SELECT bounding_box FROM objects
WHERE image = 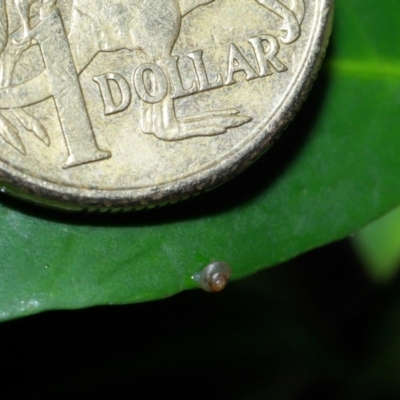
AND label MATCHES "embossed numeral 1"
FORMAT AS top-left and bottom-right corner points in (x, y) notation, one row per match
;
(31, 9), (111, 169)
